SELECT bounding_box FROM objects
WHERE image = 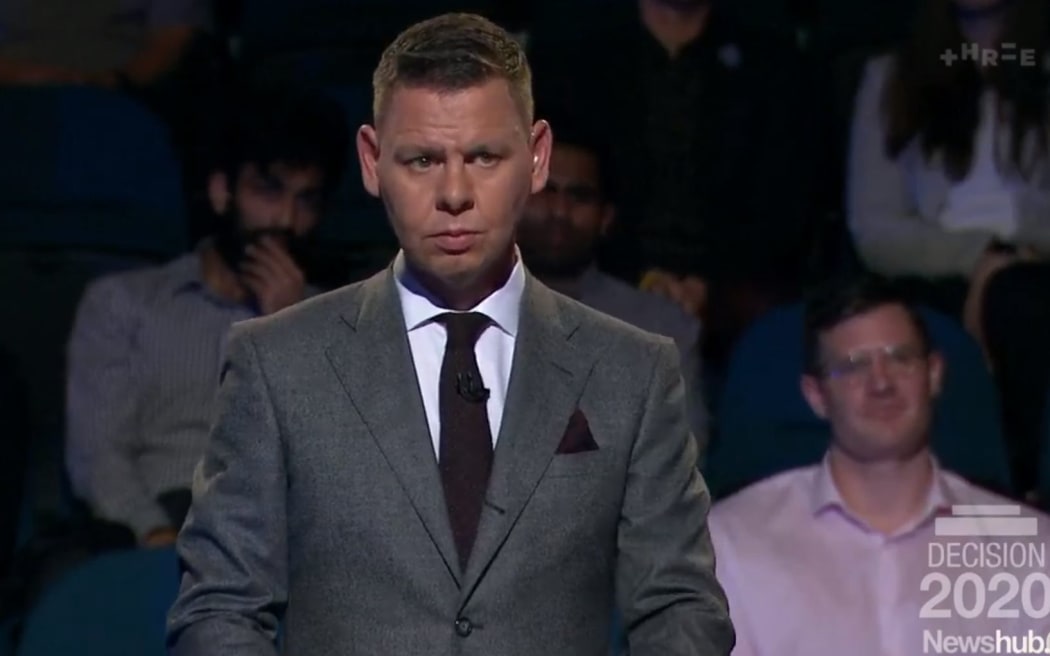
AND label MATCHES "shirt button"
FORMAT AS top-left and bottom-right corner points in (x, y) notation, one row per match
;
(455, 618), (473, 637)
